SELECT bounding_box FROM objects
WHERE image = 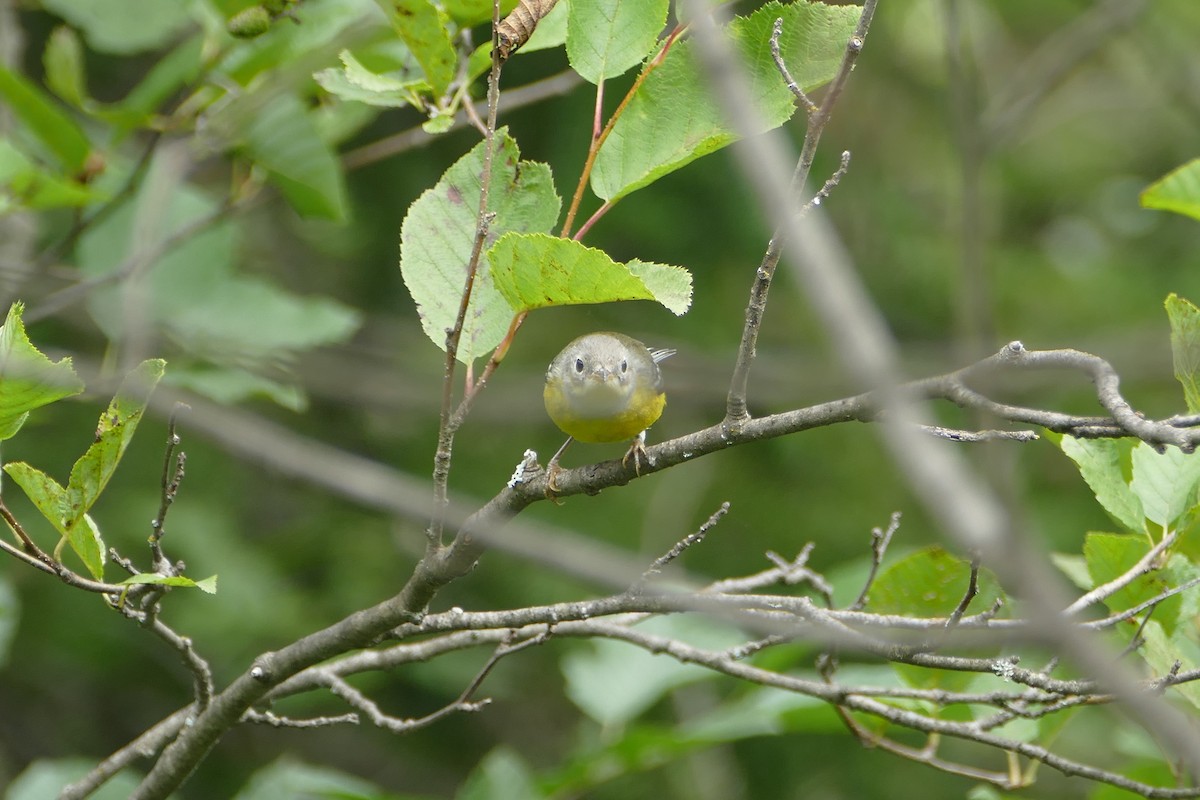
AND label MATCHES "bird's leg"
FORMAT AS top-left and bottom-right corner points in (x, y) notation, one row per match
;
(546, 436), (574, 495)
(622, 430), (650, 475)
